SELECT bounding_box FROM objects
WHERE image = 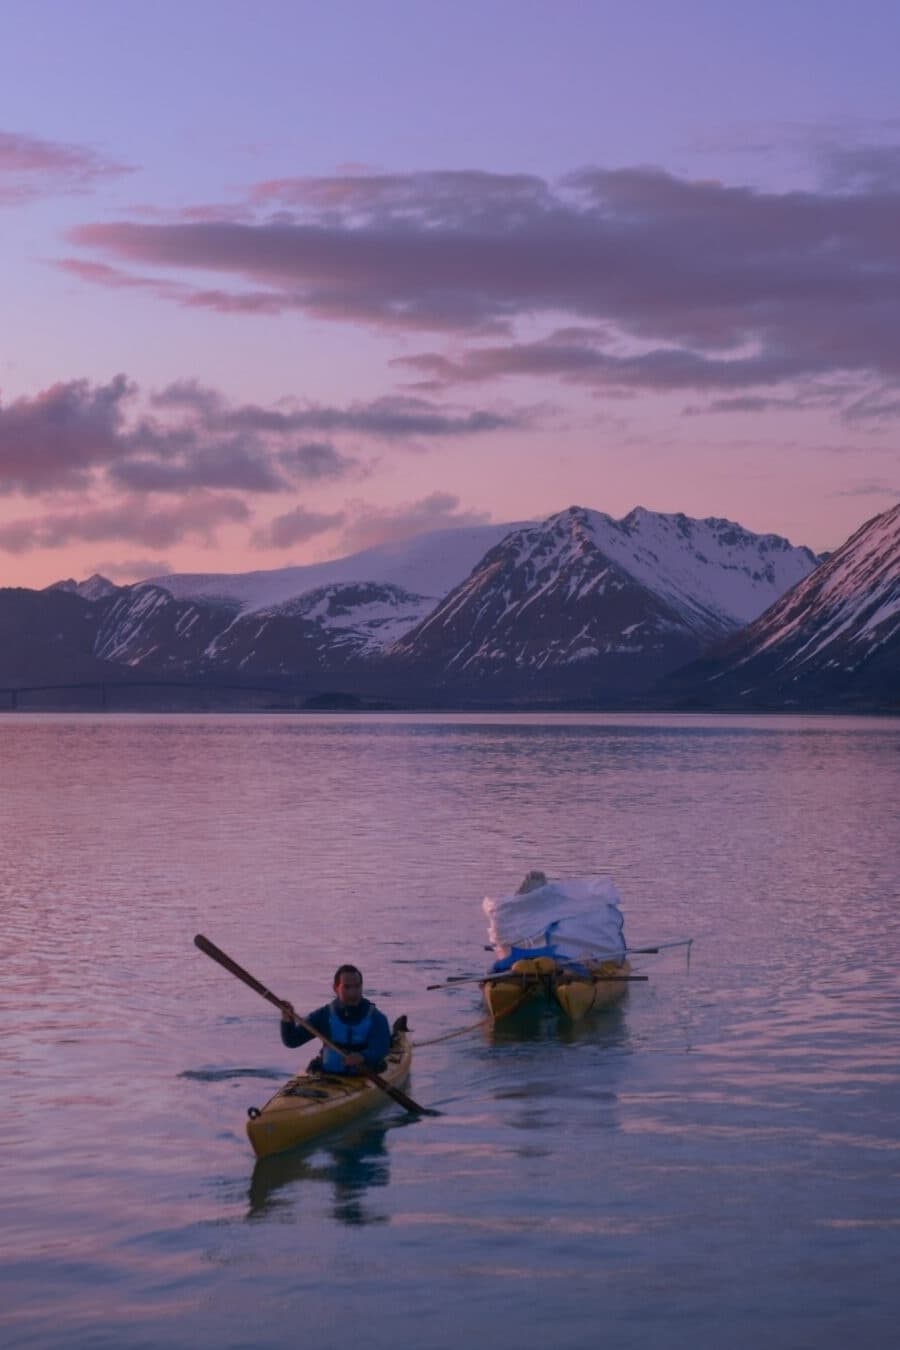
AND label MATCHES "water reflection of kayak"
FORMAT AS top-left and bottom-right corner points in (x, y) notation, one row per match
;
(248, 1120), (393, 1224)
(246, 1020), (412, 1159)
(482, 956), (633, 1022)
